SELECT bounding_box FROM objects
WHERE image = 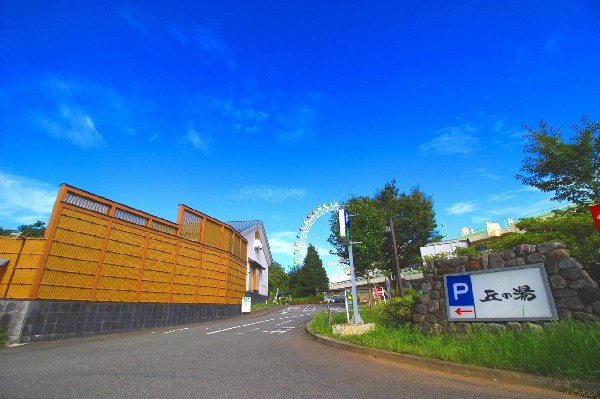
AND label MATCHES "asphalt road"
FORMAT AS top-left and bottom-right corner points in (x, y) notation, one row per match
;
(0, 304), (573, 399)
